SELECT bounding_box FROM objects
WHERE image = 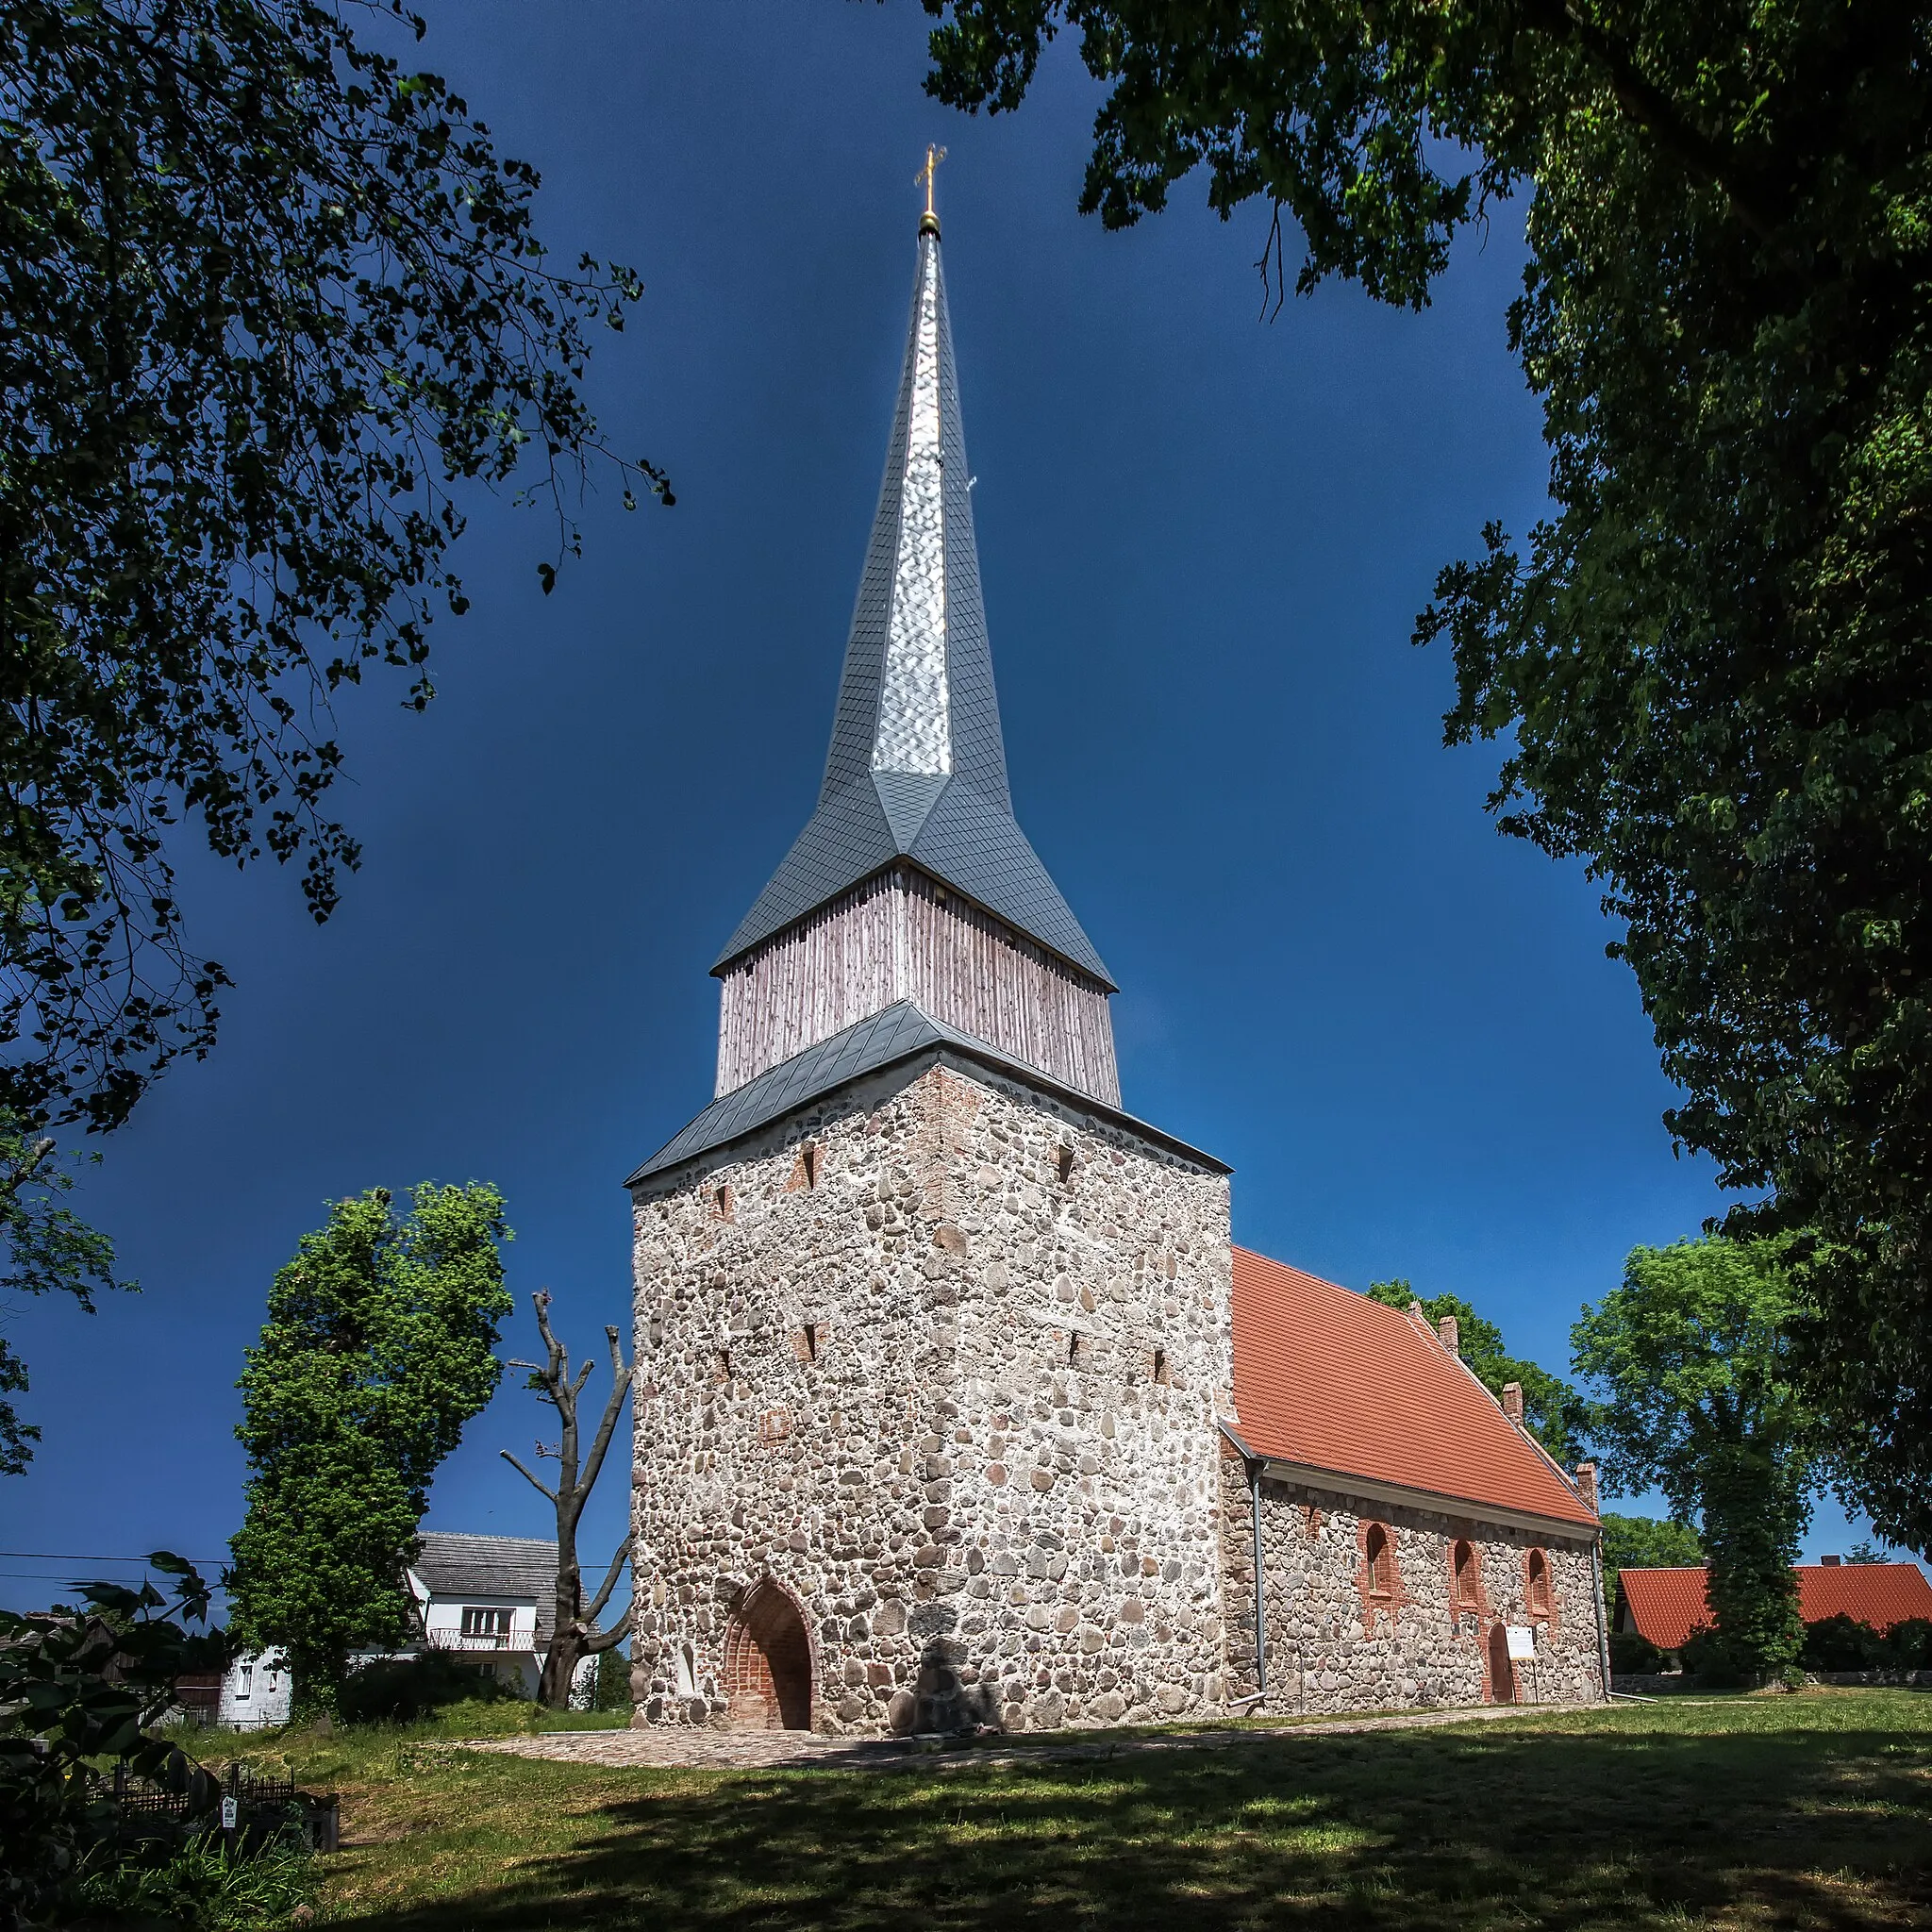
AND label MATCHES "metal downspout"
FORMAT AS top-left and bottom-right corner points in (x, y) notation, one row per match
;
(1250, 1458), (1267, 1704)
(1590, 1538), (1613, 1702)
